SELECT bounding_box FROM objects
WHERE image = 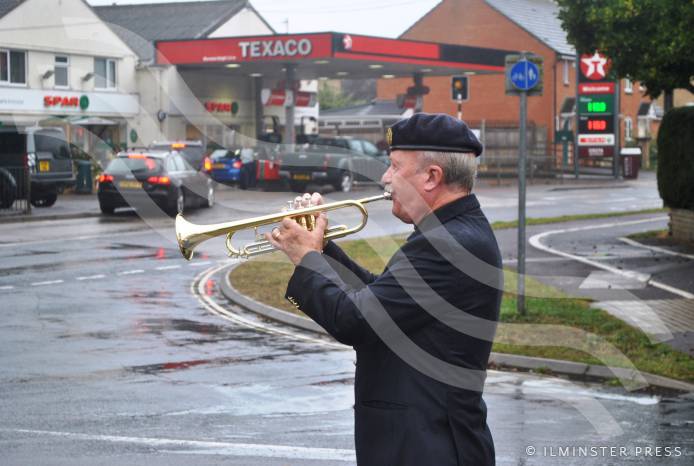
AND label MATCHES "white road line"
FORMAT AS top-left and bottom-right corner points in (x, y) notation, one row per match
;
(117, 269), (144, 275)
(2, 429), (355, 462)
(189, 261), (212, 267)
(618, 236), (694, 260)
(529, 216), (694, 299)
(0, 285), (15, 291)
(0, 228), (153, 248)
(193, 263), (346, 350)
(76, 274), (105, 281)
(31, 280), (64, 286)
(155, 265), (181, 270)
